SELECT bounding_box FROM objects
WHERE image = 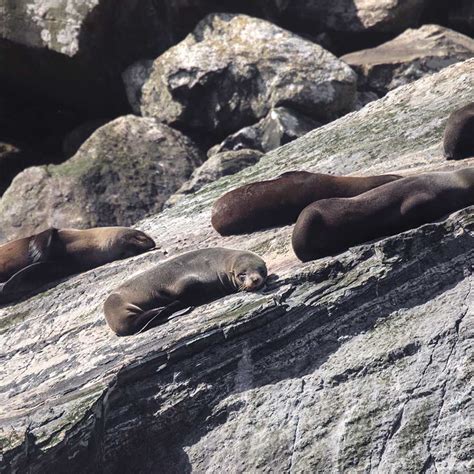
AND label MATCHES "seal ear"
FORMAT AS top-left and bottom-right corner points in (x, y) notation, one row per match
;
(29, 228), (59, 263)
